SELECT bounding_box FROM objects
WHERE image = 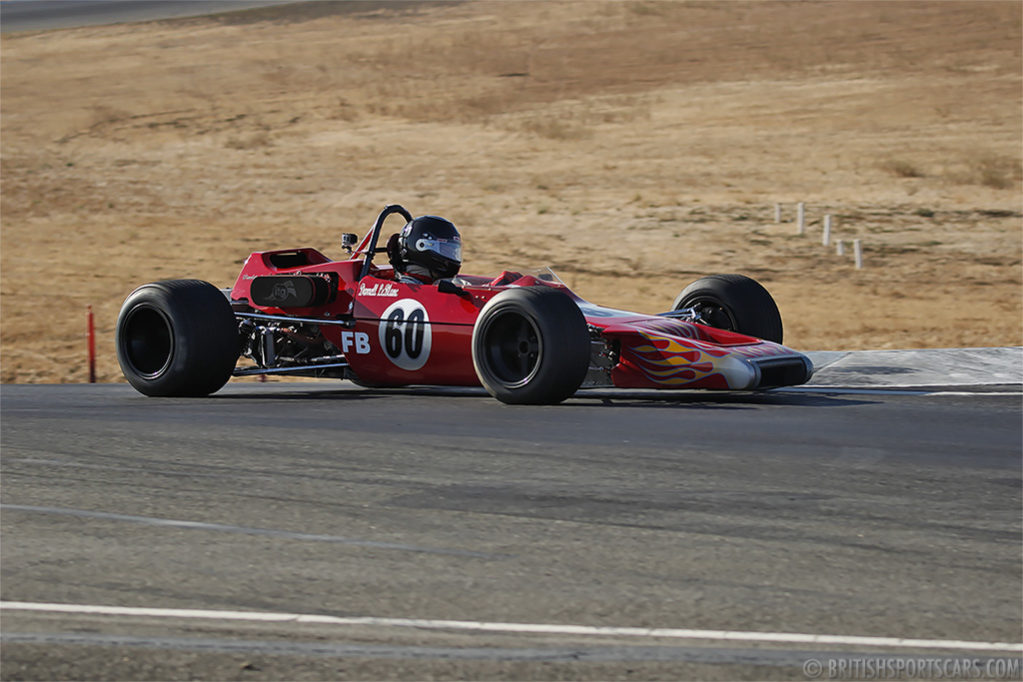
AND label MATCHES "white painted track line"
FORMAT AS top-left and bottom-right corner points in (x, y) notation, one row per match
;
(3, 602), (1020, 653)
